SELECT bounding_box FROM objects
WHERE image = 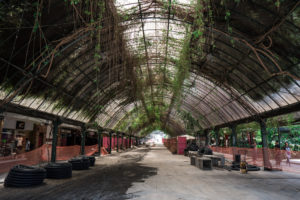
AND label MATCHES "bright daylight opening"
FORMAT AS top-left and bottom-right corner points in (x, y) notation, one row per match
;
(144, 130), (168, 145)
